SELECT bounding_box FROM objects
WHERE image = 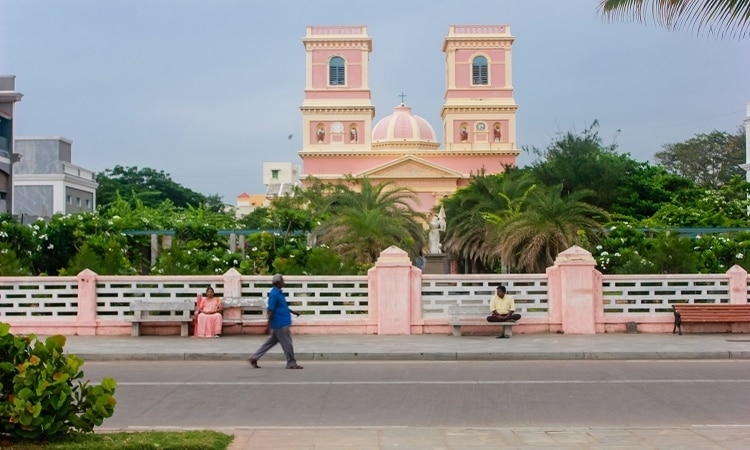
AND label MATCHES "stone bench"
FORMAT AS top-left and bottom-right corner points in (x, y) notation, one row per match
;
(220, 297), (268, 327)
(128, 299), (195, 337)
(448, 305), (518, 338)
(672, 304), (750, 335)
